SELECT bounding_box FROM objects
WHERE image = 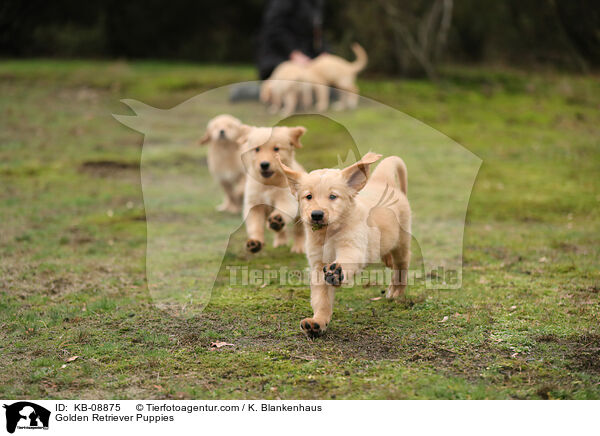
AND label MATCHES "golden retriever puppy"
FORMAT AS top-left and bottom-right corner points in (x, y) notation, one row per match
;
(278, 152), (411, 337)
(307, 43), (368, 110)
(240, 126), (307, 254)
(260, 62), (329, 116)
(199, 114), (246, 213)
